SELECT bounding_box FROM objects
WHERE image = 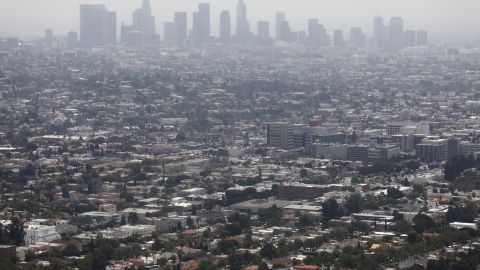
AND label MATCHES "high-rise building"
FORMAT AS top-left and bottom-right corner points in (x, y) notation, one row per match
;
(121, 0), (158, 46)
(279, 21), (291, 42)
(389, 17), (404, 52)
(308, 19), (319, 46)
(333, 30), (345, 47)
(133, 0), (155, 34)
(236, 0), (249, 41)
(404, 30), (416, 47)
(417, 30), (428, 46)
(219, 10), (231, 43)
(349, 27), (365, 48)
(67, 31), (78, 49)
(174, 12), (187, 46)
(45, 29), (54, 47)
(267, 123), (294, 149)
(123, 30), (145, 46)
(120, 24), (134, 44)
(296, 31), (306, 44)
(275, 12), (286, 40)
(193, 3), (210, 43)
(308, 19), (328, 47)
(164, 22), (178, 47)
(447, 138), (460, 161)
(80, 4), (116, 47)
(373, 16), (384, 50)
(416, 138), (448, 163)
(193, 12), (200, 40)
(257, 21), (270, 39)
